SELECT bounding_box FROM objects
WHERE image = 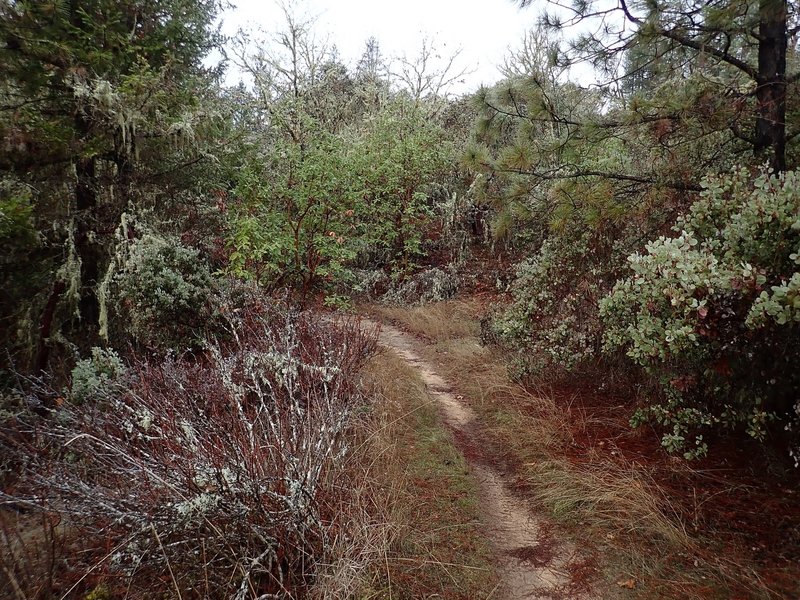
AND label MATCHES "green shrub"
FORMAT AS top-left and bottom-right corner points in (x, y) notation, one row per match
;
(490, 232), (620, 376)
(70, 347), (126, 404)
(105, 230), (219, 349)
(601, 167), (800, 458)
